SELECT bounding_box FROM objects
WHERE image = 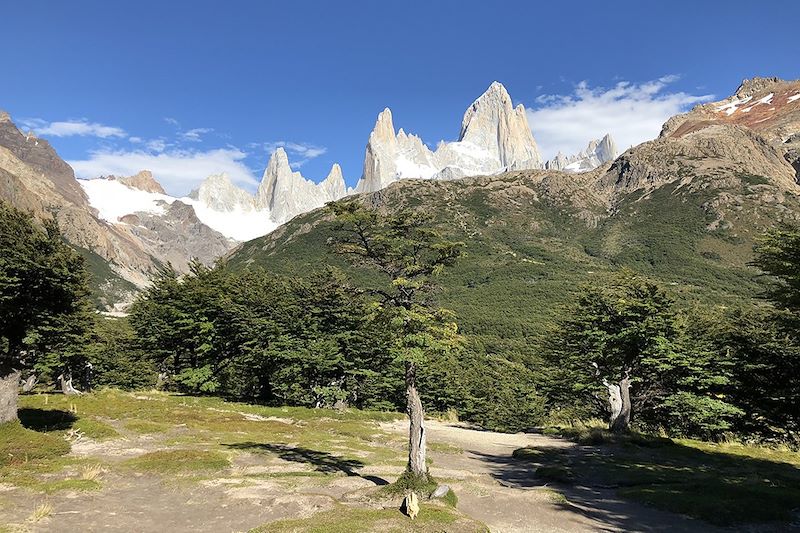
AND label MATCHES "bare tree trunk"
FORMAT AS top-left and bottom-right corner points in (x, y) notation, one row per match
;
(0, 364), (20, 424)
(603, 380), (623, 427)
(22, 374), (37, 393)
(406, 361), (427, 479)
(610, 376), (632, 433)
(58, 374), (82, 396)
